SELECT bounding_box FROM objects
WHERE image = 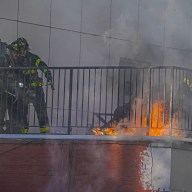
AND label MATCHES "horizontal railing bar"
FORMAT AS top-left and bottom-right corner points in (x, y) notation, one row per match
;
(0, 65), (191, 71)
